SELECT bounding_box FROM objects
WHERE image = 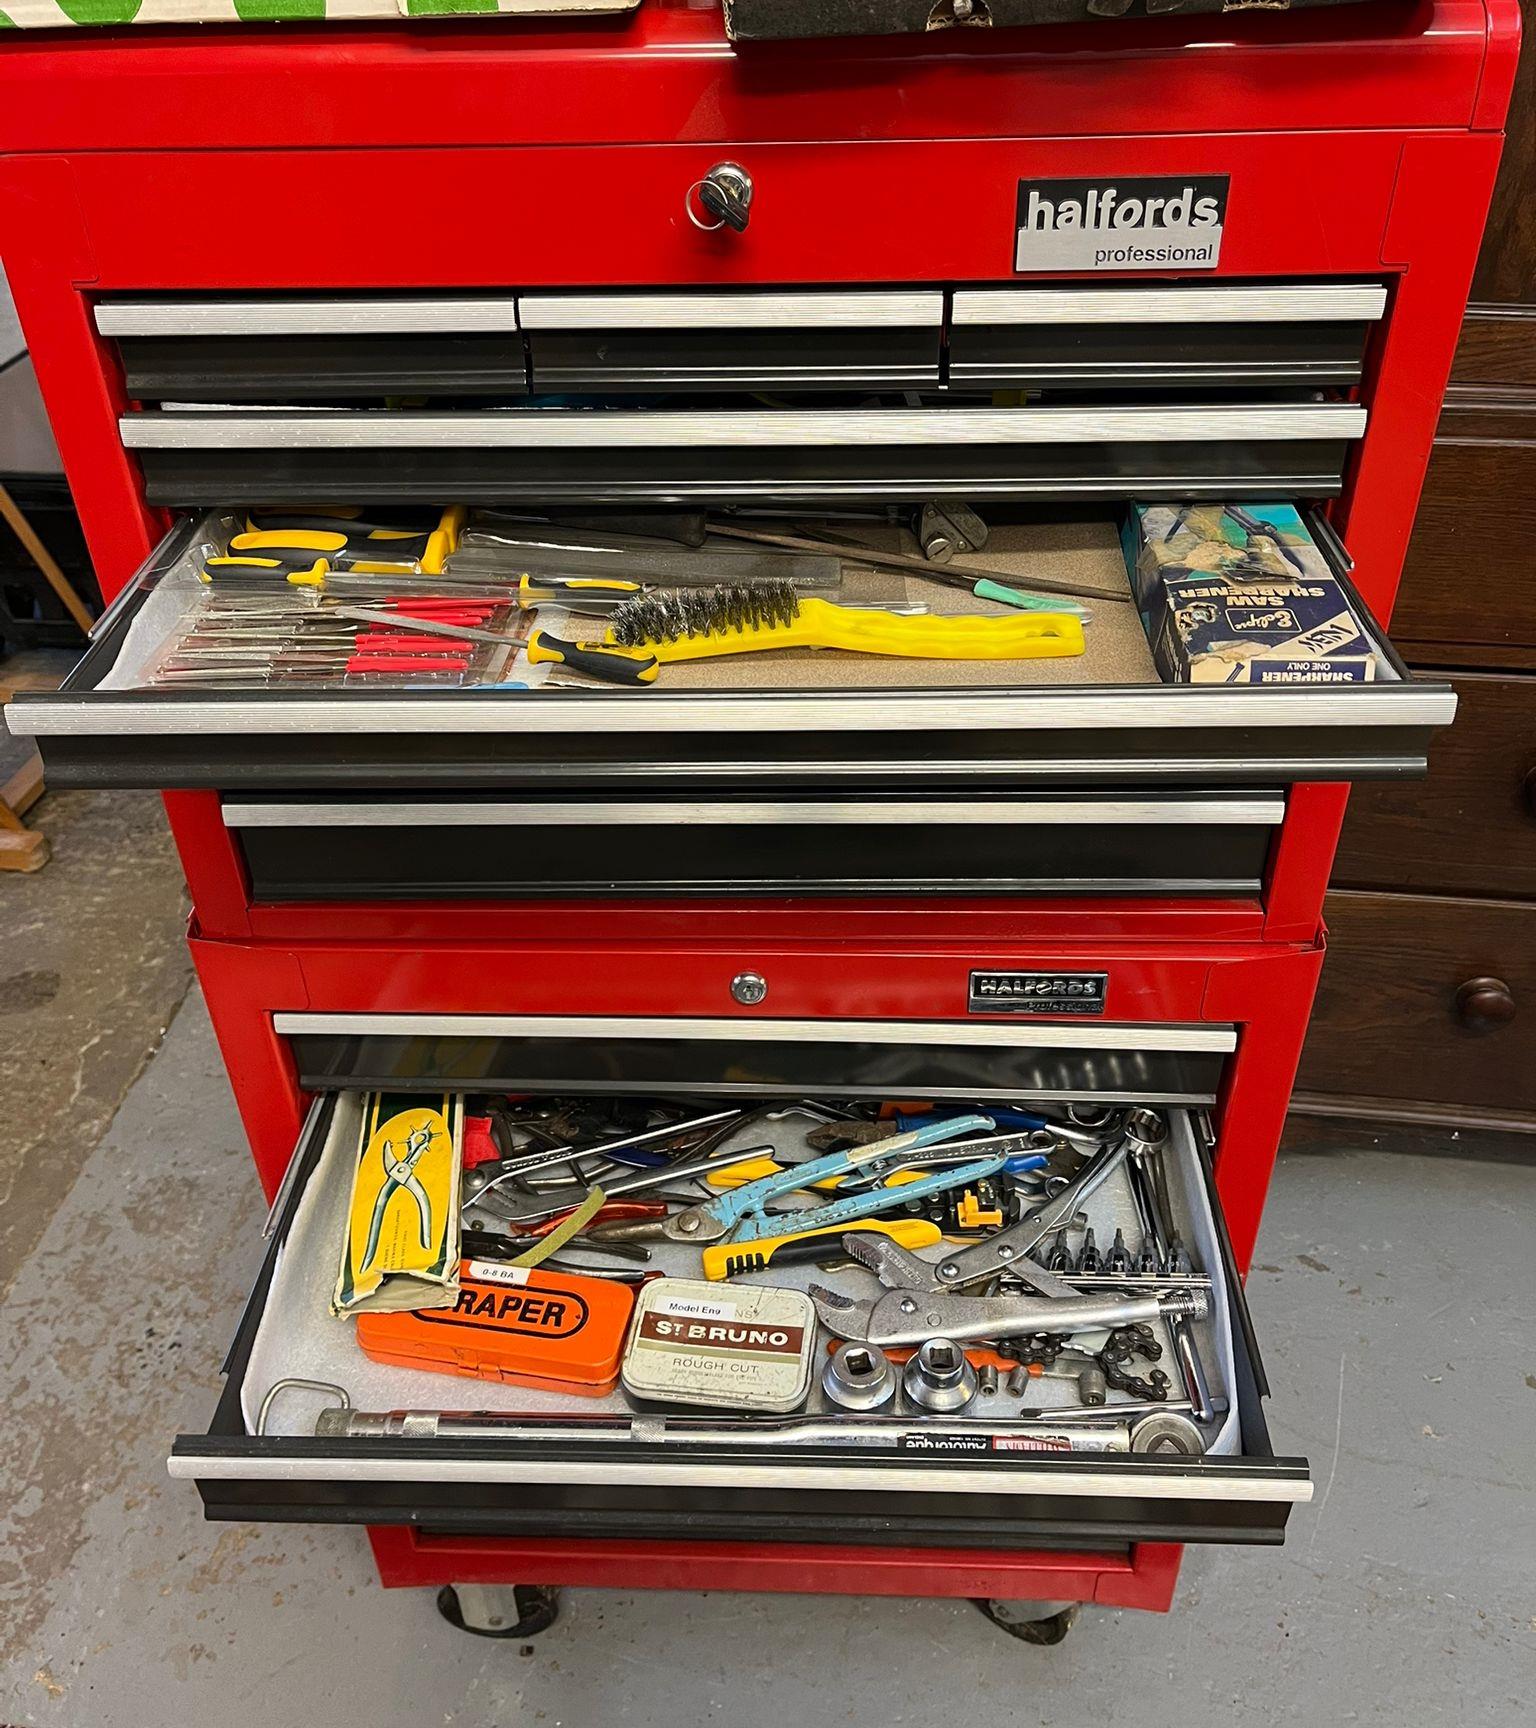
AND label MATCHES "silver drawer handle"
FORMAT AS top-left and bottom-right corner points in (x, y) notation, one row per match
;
(518, 290), (945, 330)
(221, 797), (1285, 830)
(270, 1012), (1238, 1054)
(952, 284), (1387, 326)
(95, 296), (521, 337)
(117, 403), (1369, 450)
